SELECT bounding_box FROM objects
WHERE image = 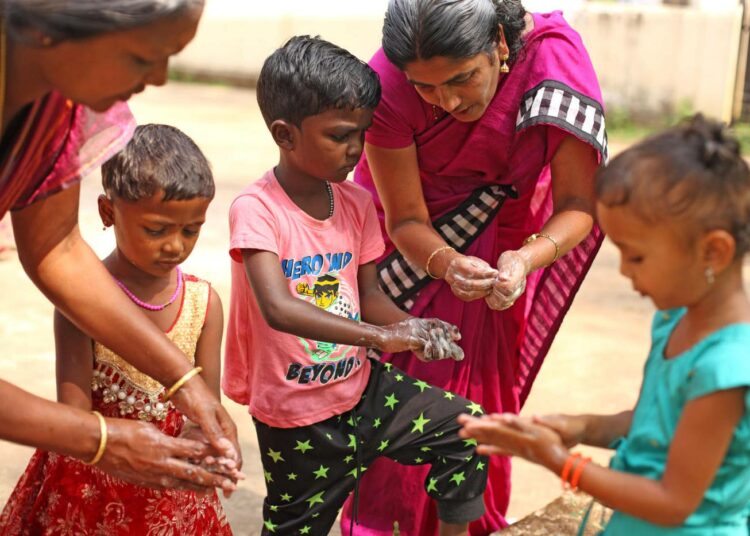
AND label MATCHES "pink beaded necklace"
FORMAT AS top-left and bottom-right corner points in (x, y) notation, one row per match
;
(115, 267), (183, 311)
